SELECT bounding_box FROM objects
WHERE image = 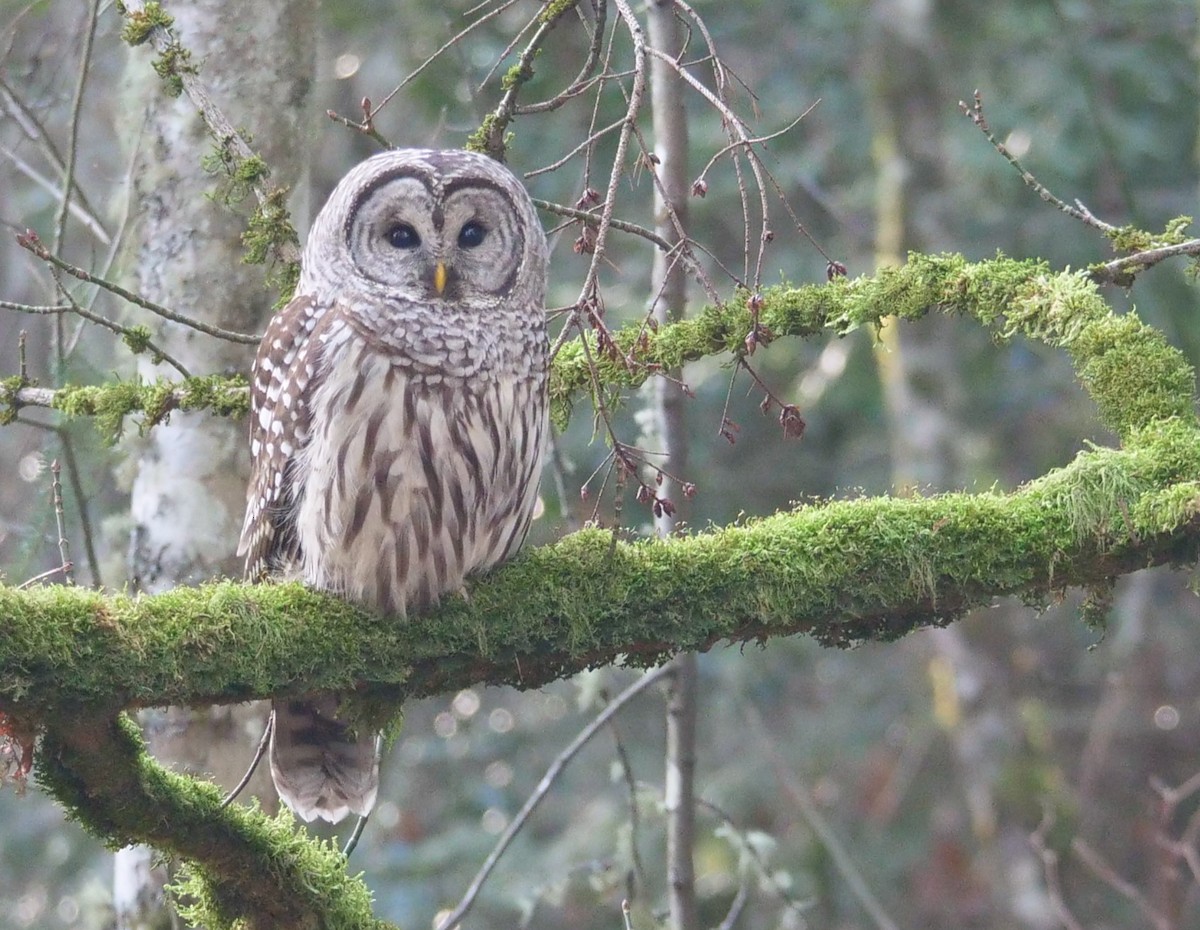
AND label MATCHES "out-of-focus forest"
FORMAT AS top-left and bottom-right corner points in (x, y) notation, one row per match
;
(2, 1), (1199, 928)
